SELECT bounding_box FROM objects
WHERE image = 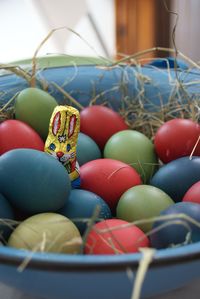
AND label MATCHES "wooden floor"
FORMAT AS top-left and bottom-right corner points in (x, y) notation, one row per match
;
(1, 278), (200, 299)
